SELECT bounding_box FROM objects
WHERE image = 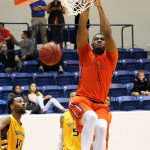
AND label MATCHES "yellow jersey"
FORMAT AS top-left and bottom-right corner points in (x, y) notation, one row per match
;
(0, 115), (25, 150)
(63, 111), (81, 150)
